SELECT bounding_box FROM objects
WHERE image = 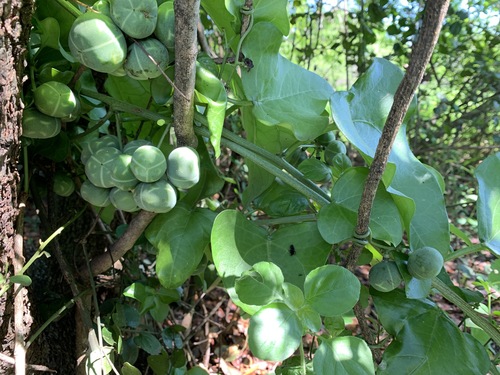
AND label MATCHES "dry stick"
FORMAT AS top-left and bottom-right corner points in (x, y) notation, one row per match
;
(174, 0), (200, 148)
(83, 210), (157, 277)
(344, 0), (450, 361)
